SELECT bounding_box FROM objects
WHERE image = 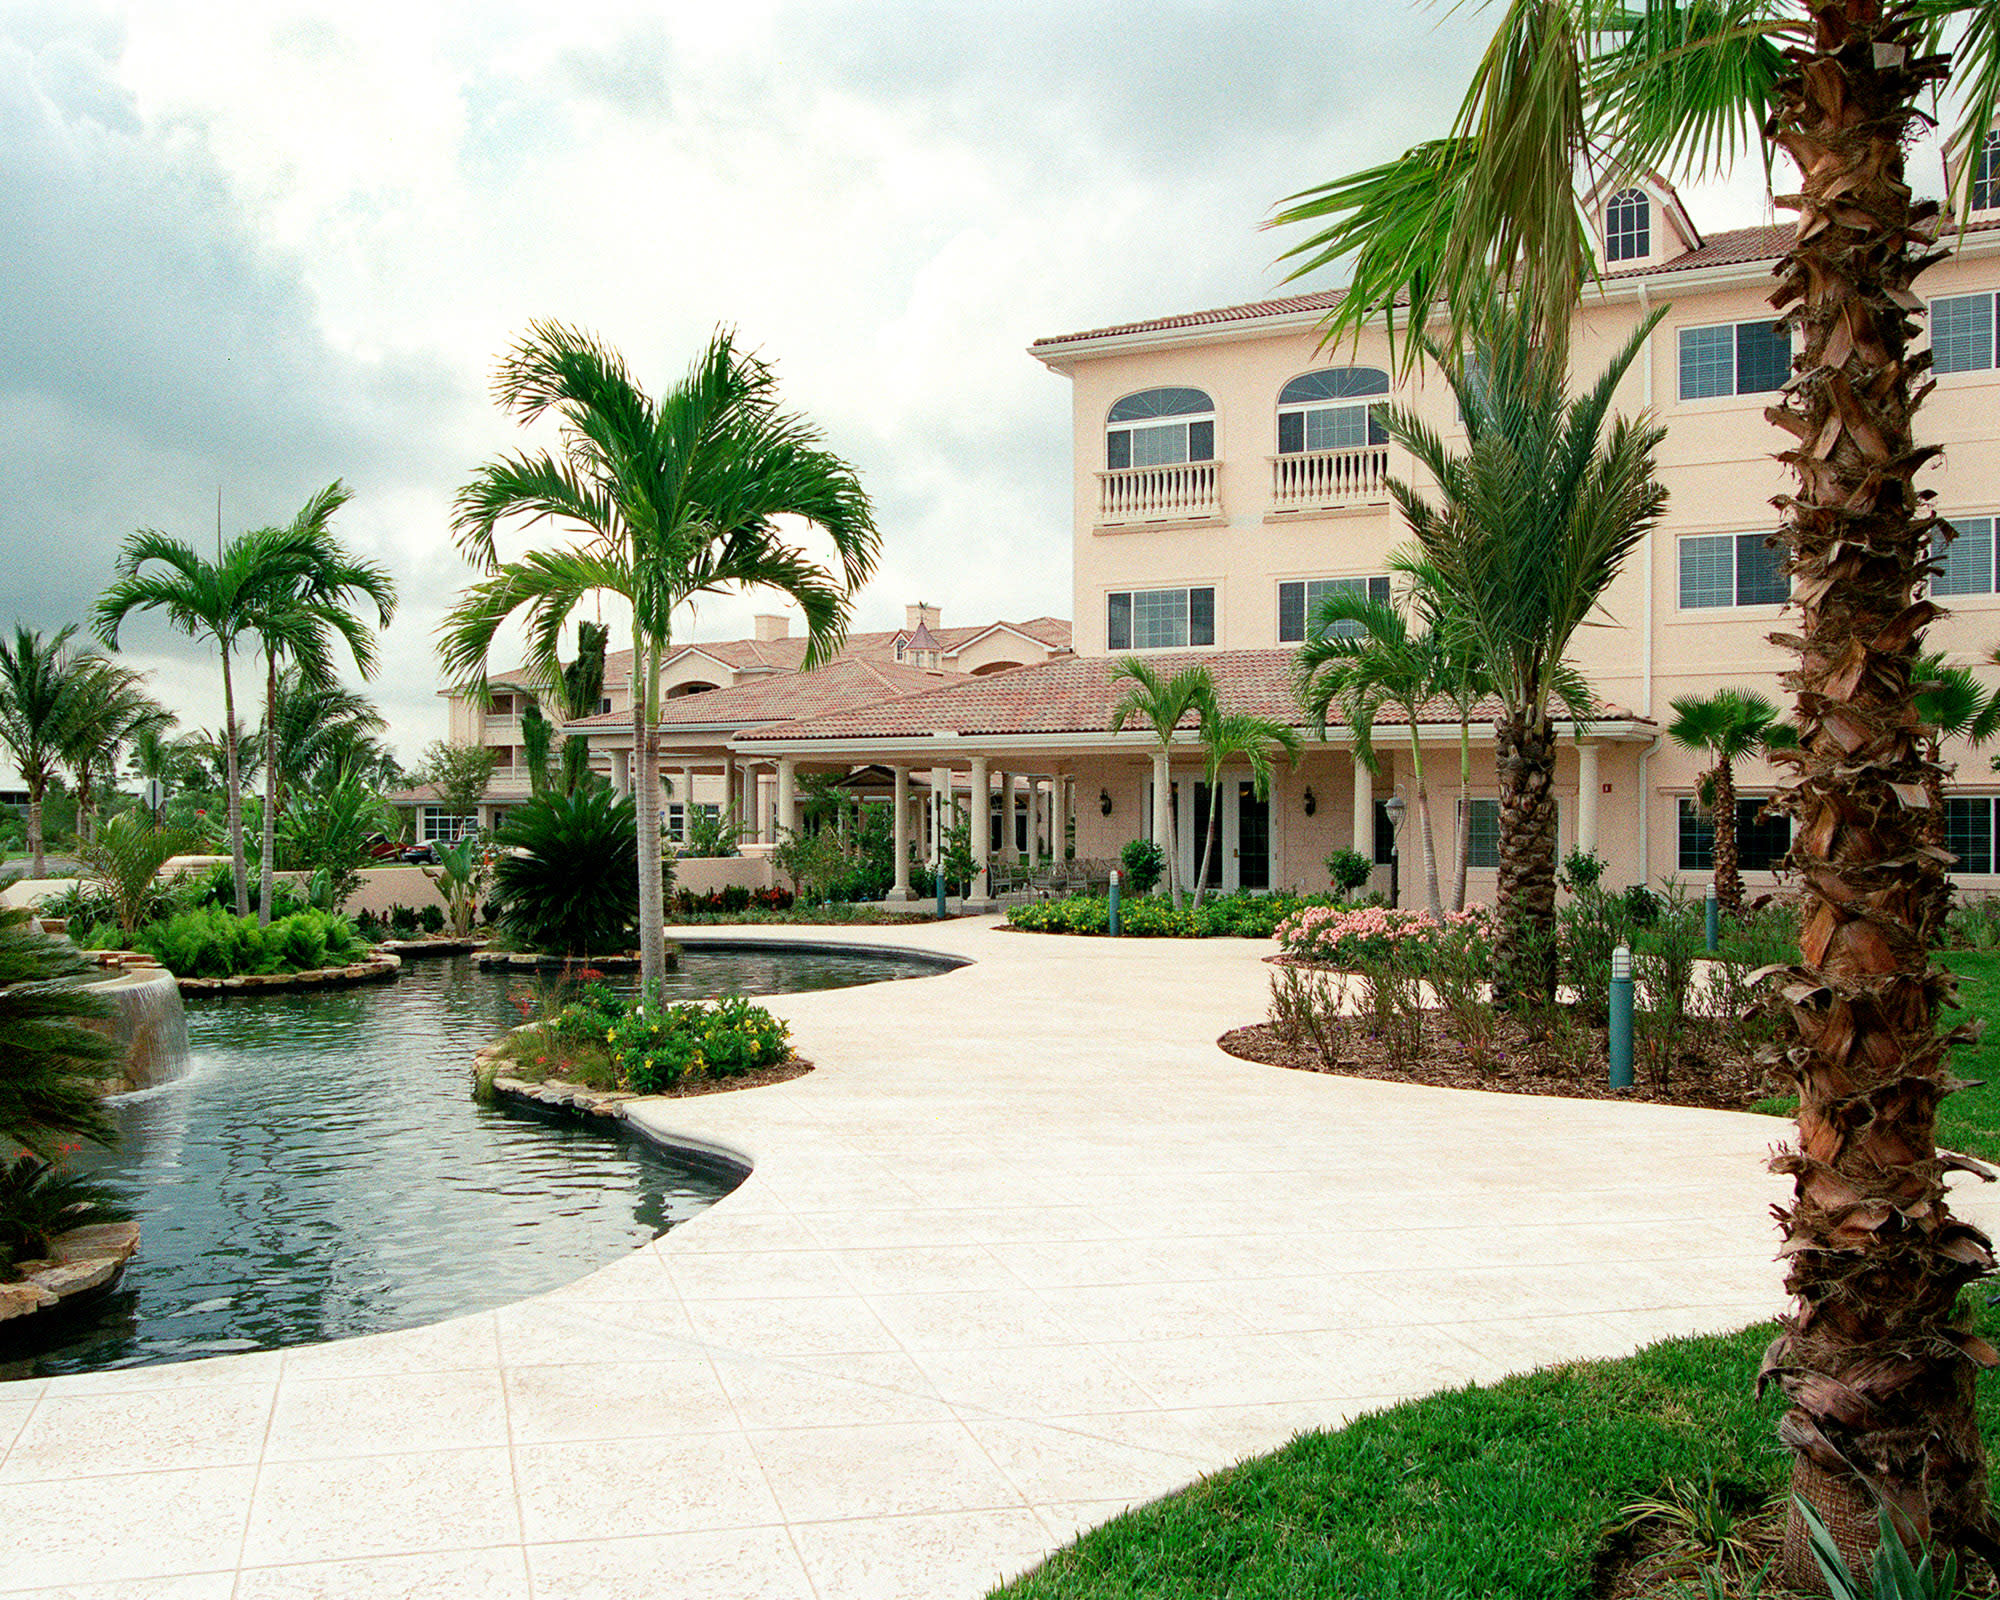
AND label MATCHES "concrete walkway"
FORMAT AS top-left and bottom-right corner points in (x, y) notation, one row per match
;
(0, 916), (1835, 1598)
